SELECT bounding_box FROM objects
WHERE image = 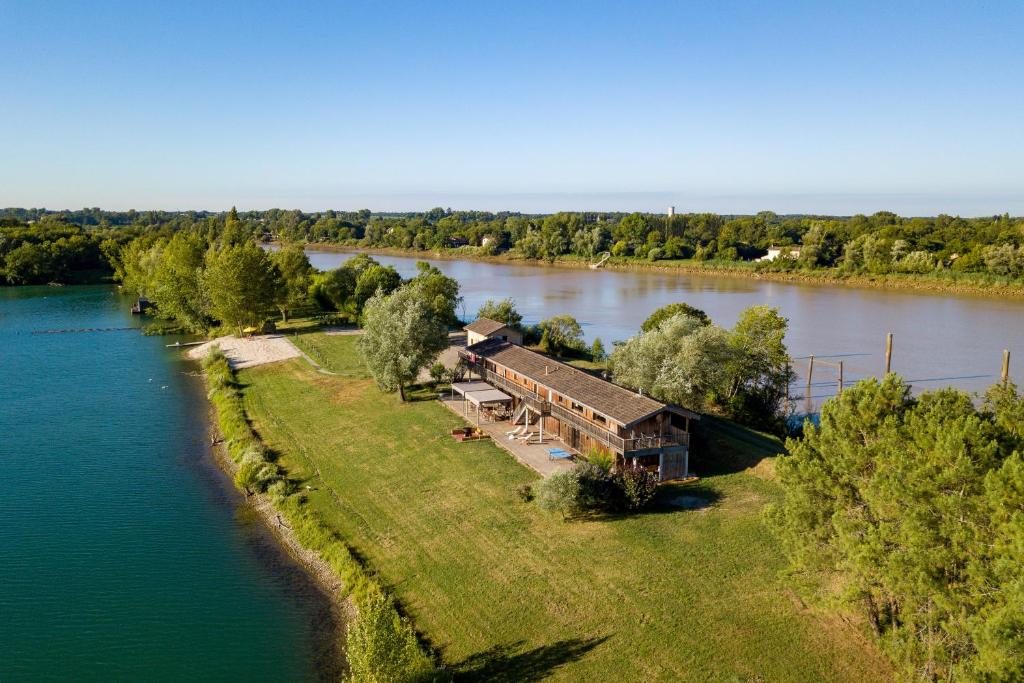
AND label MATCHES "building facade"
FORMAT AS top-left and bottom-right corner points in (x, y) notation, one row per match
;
(459, 337), (697, 480)
(464, 317), (524, 346)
